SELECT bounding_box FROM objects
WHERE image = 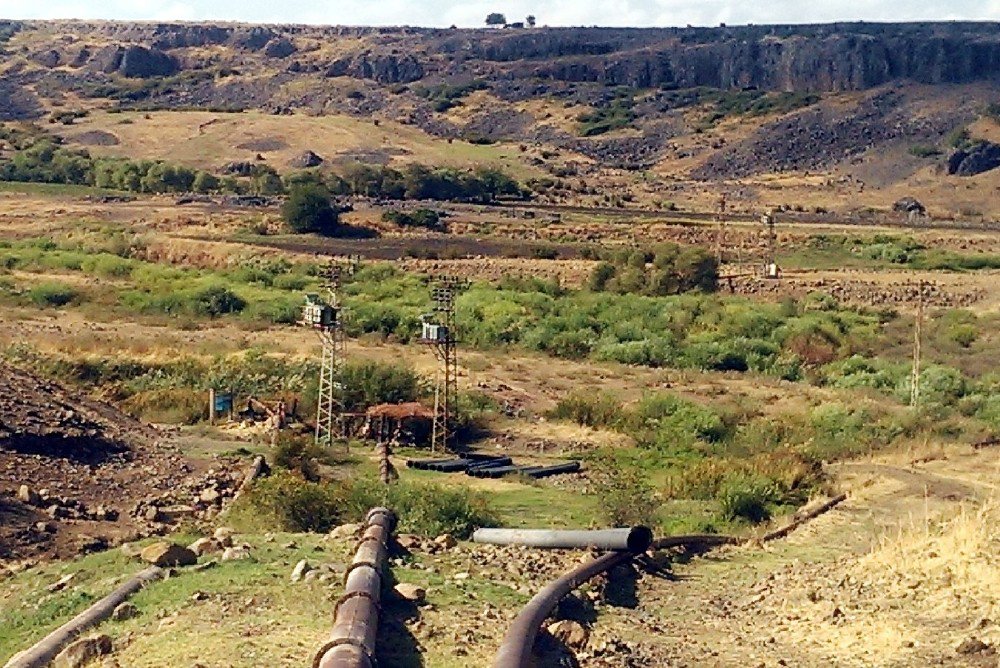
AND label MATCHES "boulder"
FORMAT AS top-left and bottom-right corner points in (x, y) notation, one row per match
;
(393, 583), (426, 603)
(289, 150), (324, 168)
(434, 533), (457, 550)
(892, 197), (926, 216)
(17, 484), (41, 506)
(396, 534), (422, 550)
(221, 545), (251, 561)
(329, 523), (361, 539)
(213, 527), (235, 546)
(948, 142), (1000, 176)
(90, 45), (178, 78)
(546, 620), (589, 649)
(263, 38), (297, 59)
(32, 49), (62, 68)
(188, 537), (219, 556)
(53, 634), (112, 668)
(290, 559), (312, 582)
(955, 637), (992, 655)
(139, 541), (197, 567)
